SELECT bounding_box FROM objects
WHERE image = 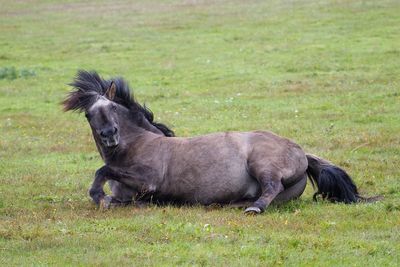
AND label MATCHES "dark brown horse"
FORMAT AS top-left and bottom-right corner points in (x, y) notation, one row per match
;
(63, 70), (367, 214)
